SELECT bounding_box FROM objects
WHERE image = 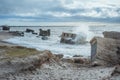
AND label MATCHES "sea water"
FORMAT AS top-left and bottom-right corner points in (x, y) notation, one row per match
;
(4, 22), (120, 57)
